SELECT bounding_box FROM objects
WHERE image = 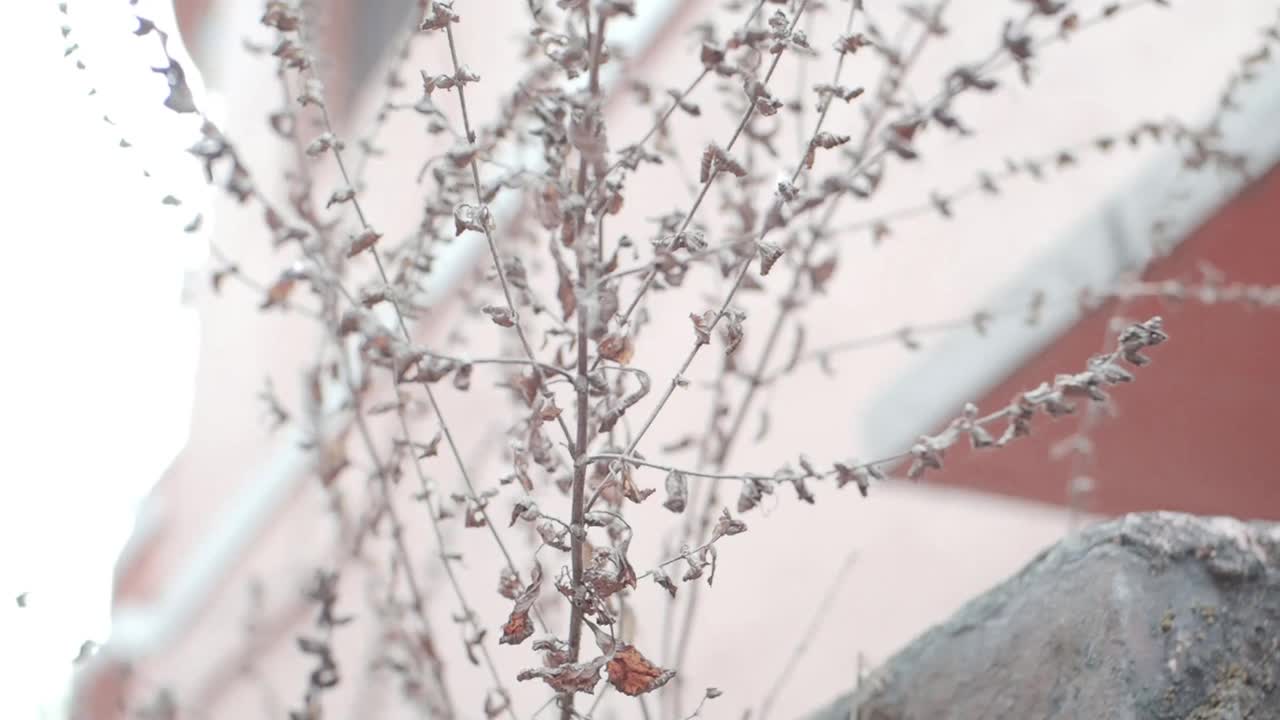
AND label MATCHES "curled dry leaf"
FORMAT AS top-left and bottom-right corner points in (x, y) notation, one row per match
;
(260, 267), (306, 310)
(305, 132), (337, 157)
(700, 143), (747, 182)
(617, 463), (655, 504)
(833, 460), (880, 497)
(597, 368), (651, 433)
(834, 32), (872, 54)
(757, 241), (784, 275)
(326, 186), (355, 208)
(663, 470), (687, 513)
(711, 508), (747, 541)
(804, 131), (851, 169)
(509, 497), (539, 527)
(517, 656), (607, 695)
(499, 563), (542, 646)
(583, 547), (638, 598)
(551, 242), (576, 320)
(587, 619), (616, 655)
(721, 309), (746, 354)
(453, 363), (473, 391)
(700, 42), (726, 68)
(597, 332), (635, 364)
(483, 305), (516, 327)
(537, 519), (571, 551)
(498, 567), (522, 600)
(453, 203), (494, 236)
(346, 226), (381, 257)
(690, 310), (717, 345)
(652, 568), (678, 598)
(606, 644), (676, 696)
(419, 1), (459, 31)
(704, 545), (719, 586)
(736, 476), (773, 512)
(532, 637), (571, 668)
